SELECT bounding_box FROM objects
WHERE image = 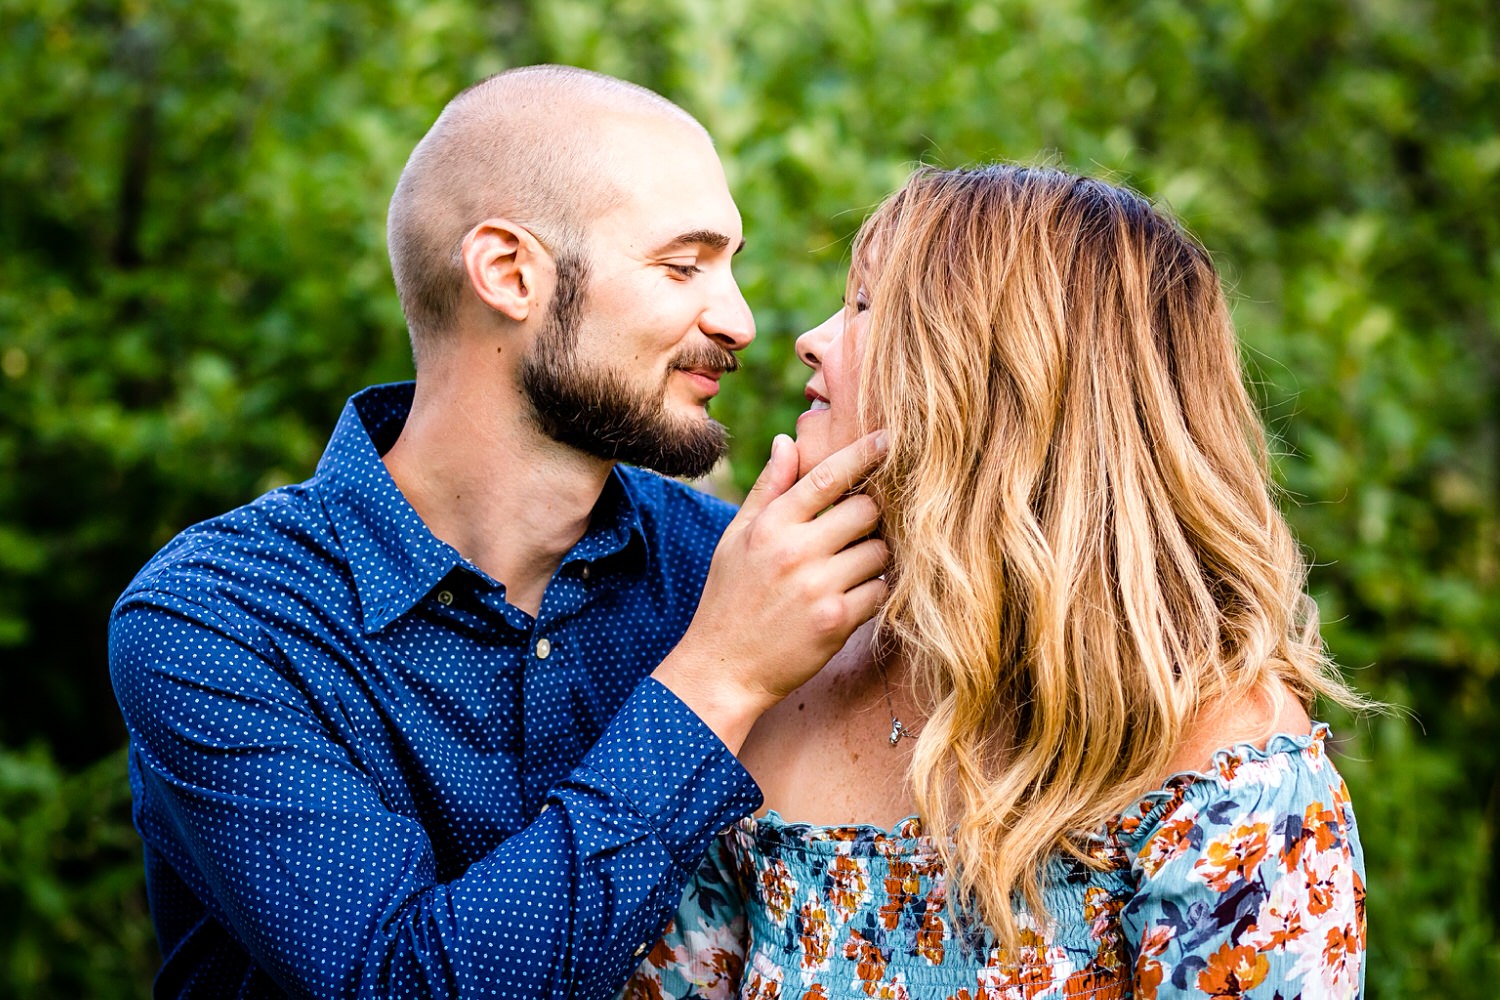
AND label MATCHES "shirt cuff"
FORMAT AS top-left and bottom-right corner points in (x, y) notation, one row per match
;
(577, 677), (761, 870)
